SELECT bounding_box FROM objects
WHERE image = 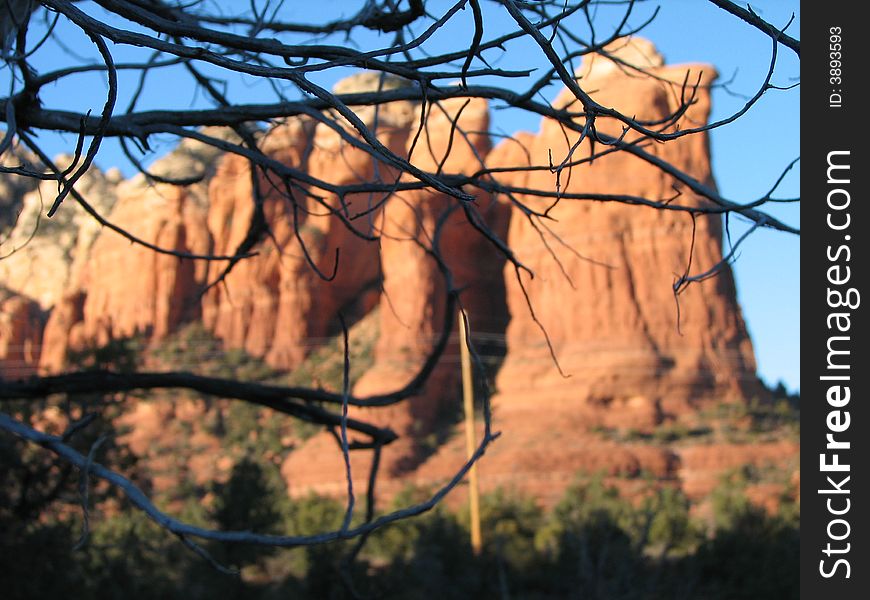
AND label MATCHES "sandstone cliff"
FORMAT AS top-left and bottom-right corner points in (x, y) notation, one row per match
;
(340, 96), (510, 475)
(200, 73), (415, 370)
(38, 138), (218, 371)
(385, 39), (768, 506)
(0, 286), (43, 379)
(0, 42), (793, 511)
(278, 40), (781, 506)
(0, 155), (120, 373)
